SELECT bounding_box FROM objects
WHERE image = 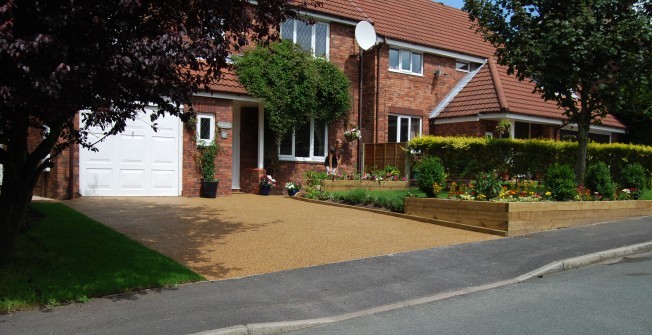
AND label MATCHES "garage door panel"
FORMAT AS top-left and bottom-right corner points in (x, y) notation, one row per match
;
(151, 170), (176, 190)
(119, 170), (147, 191)
(85, 168), (114, 191)
(80, 110), (180, 196)
(151, 137), (177, 166)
